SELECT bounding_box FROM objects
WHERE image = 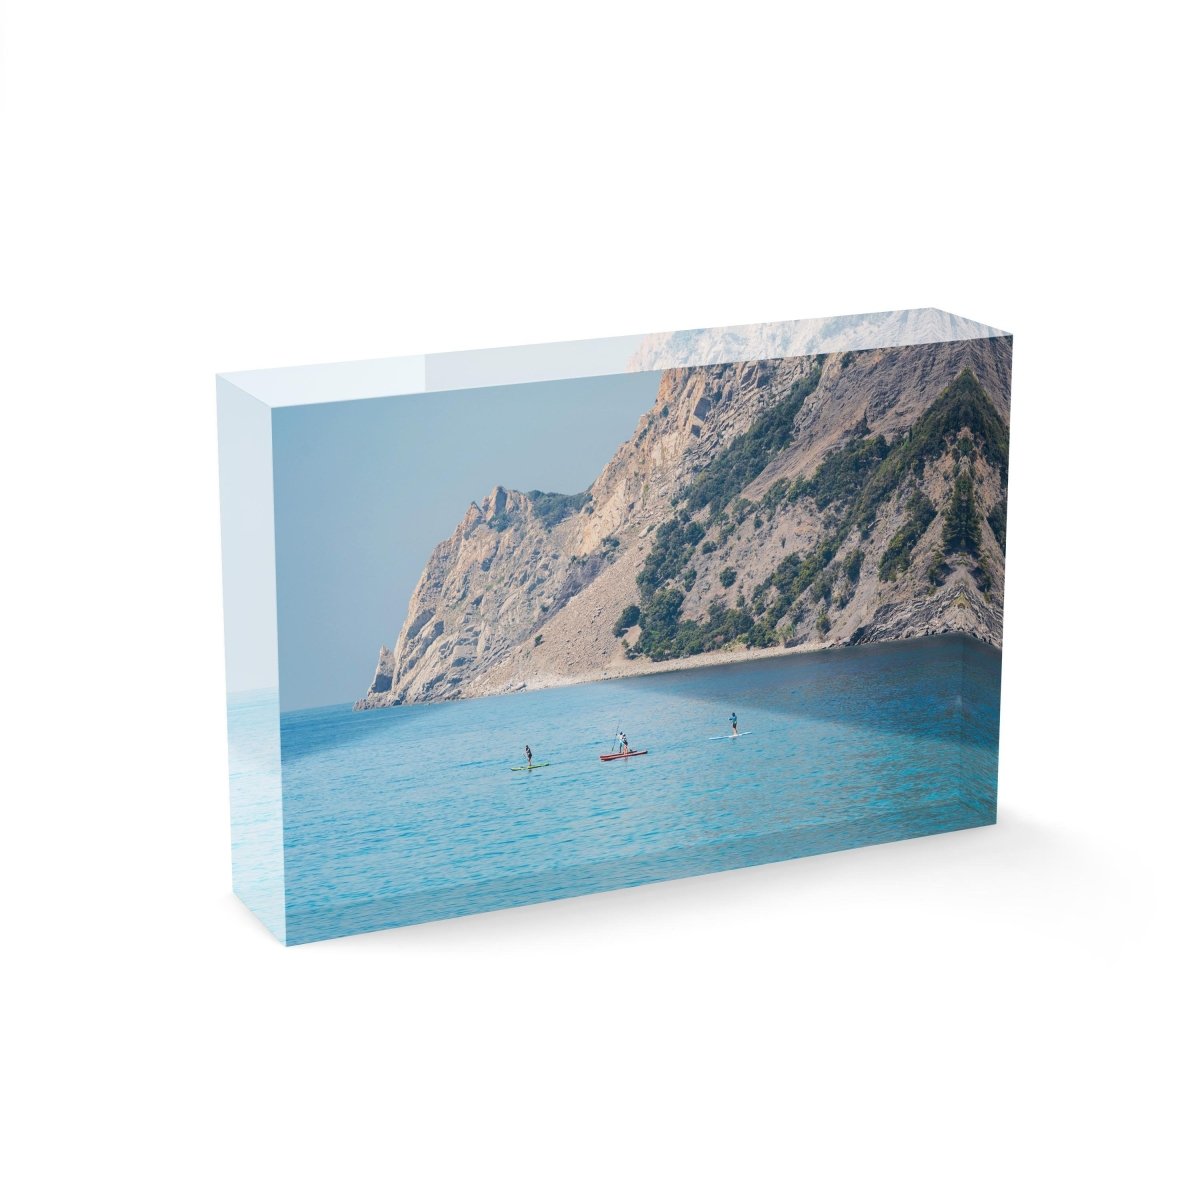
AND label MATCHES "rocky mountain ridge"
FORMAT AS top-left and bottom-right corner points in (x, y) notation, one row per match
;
(355, 337), (1011, 708)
